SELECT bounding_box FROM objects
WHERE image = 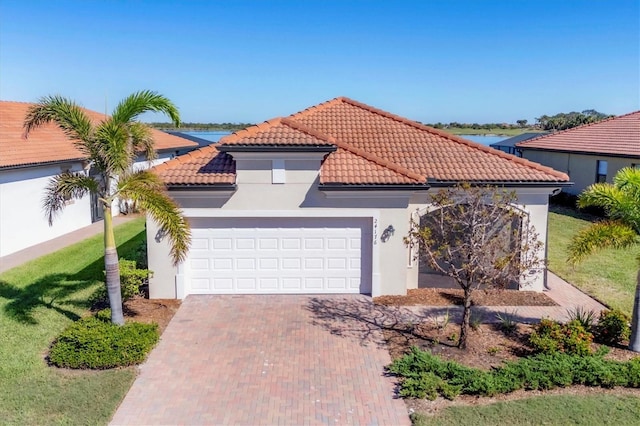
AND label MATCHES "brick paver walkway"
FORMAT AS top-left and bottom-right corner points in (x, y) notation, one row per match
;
(110, 295), (410, 426)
